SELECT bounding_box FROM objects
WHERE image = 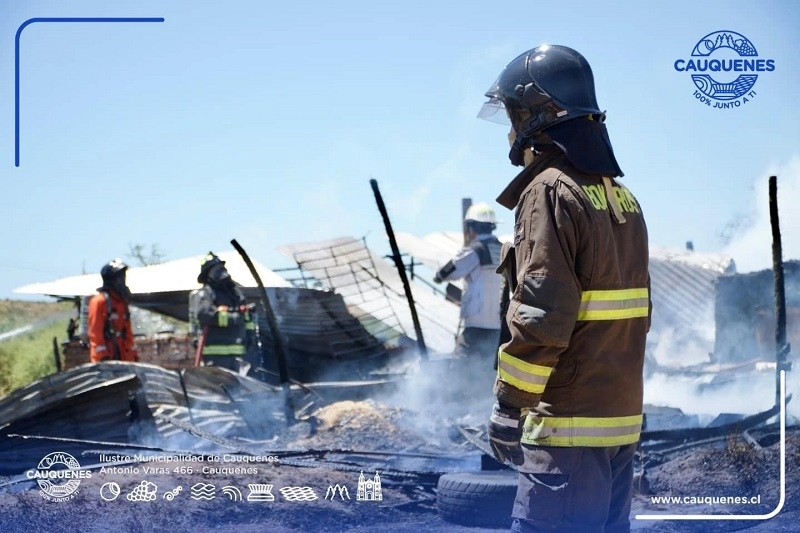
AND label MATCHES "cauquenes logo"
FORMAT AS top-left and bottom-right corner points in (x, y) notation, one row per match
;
(674, 30), (775, 109)
(26, 452), (92, 502)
